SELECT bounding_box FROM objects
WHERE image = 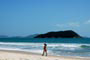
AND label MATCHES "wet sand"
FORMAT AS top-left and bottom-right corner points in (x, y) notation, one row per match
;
(0, 49), (90, 60)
